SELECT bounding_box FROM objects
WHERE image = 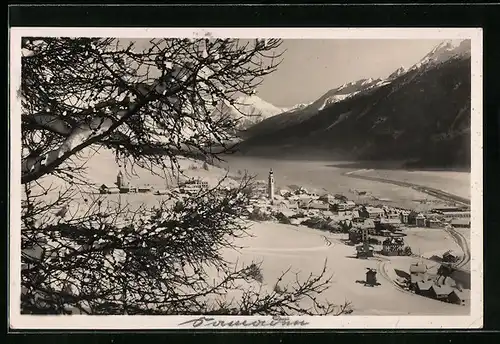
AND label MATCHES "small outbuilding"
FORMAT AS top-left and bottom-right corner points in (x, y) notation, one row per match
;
(365, 268), (378, 286)
(447, 289), (470, 306)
